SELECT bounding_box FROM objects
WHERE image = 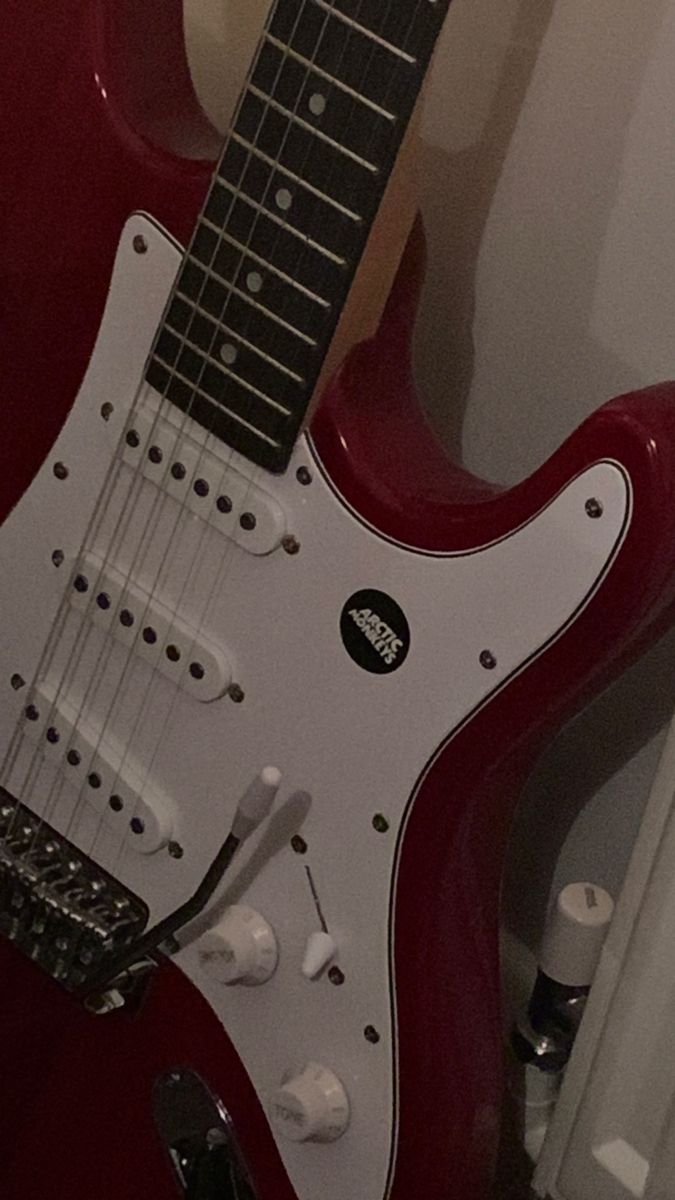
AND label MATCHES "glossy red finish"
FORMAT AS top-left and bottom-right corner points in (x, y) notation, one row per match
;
(0, 0), (213, 525)
(4, 4), (675, 1200)
(314, 223), (675, 1197)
